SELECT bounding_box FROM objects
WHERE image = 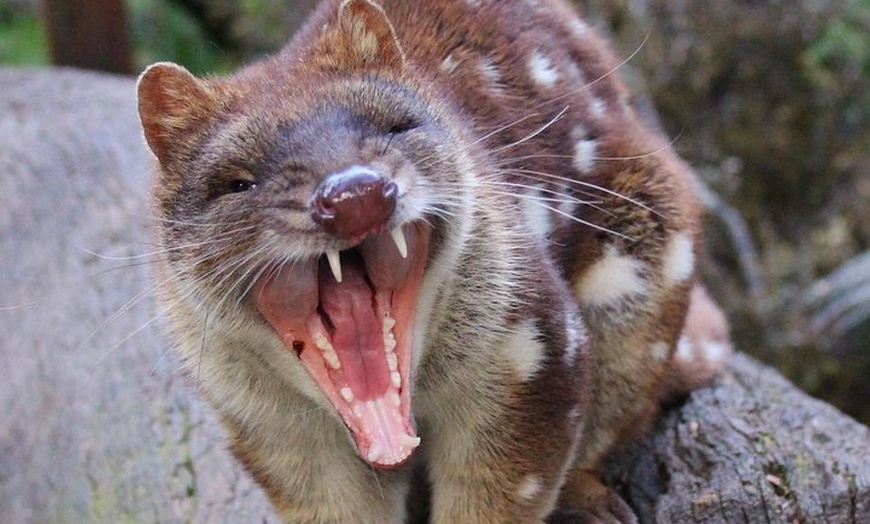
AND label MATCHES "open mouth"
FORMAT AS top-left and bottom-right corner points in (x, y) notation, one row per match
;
(253, 223), (429, 468)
